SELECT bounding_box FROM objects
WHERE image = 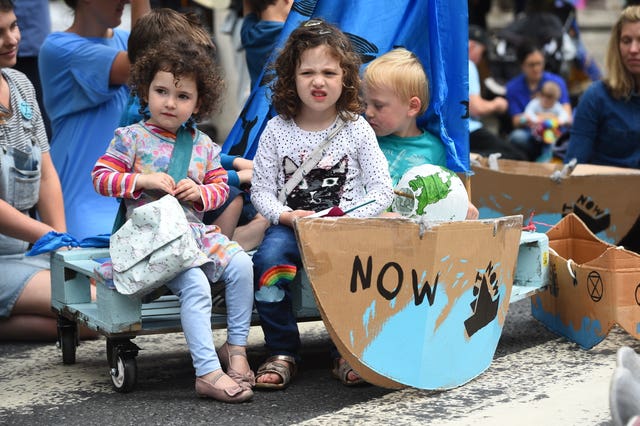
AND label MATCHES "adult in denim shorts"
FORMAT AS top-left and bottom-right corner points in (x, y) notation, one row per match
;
(0, 0), (68, 341)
